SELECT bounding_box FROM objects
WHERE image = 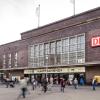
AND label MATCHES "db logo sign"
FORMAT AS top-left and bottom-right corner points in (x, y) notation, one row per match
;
(91, 37), (100, 47)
